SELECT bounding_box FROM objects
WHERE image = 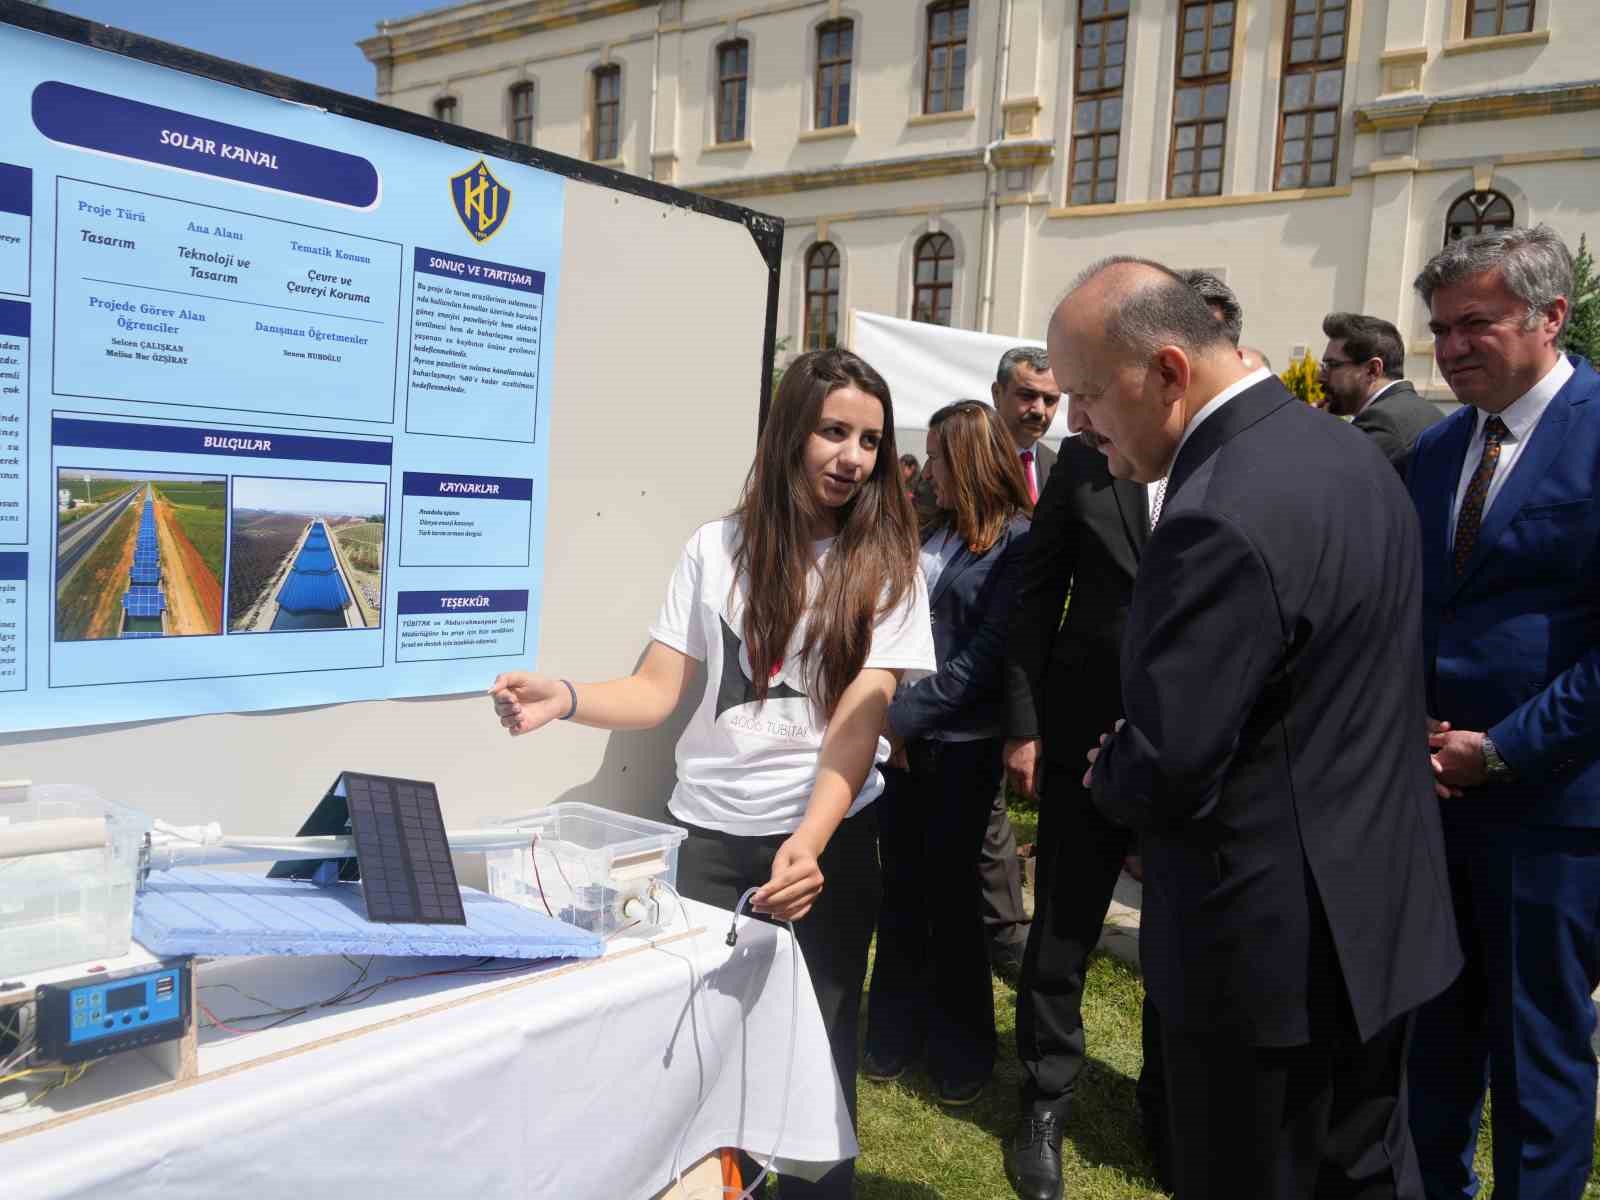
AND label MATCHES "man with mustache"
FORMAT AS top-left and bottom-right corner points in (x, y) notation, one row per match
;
(1405, 224), (1600, 1200)
(981, 345), (1064, 981)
